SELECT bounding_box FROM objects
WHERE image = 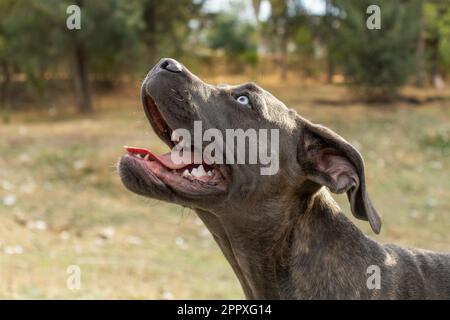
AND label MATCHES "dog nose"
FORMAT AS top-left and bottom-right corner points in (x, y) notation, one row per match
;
(160, 58), (182, 73)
